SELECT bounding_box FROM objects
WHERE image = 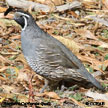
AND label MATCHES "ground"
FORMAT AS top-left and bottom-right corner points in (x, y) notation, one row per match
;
(0, 0), (108, 108)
